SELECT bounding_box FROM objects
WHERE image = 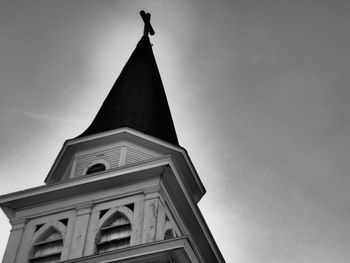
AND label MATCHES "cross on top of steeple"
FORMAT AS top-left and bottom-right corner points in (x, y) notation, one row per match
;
(140, 10), (155, 37)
